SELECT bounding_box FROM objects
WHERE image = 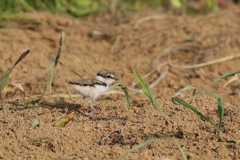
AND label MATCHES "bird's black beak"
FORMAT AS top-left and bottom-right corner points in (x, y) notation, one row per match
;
(114, 77), (119, 80)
